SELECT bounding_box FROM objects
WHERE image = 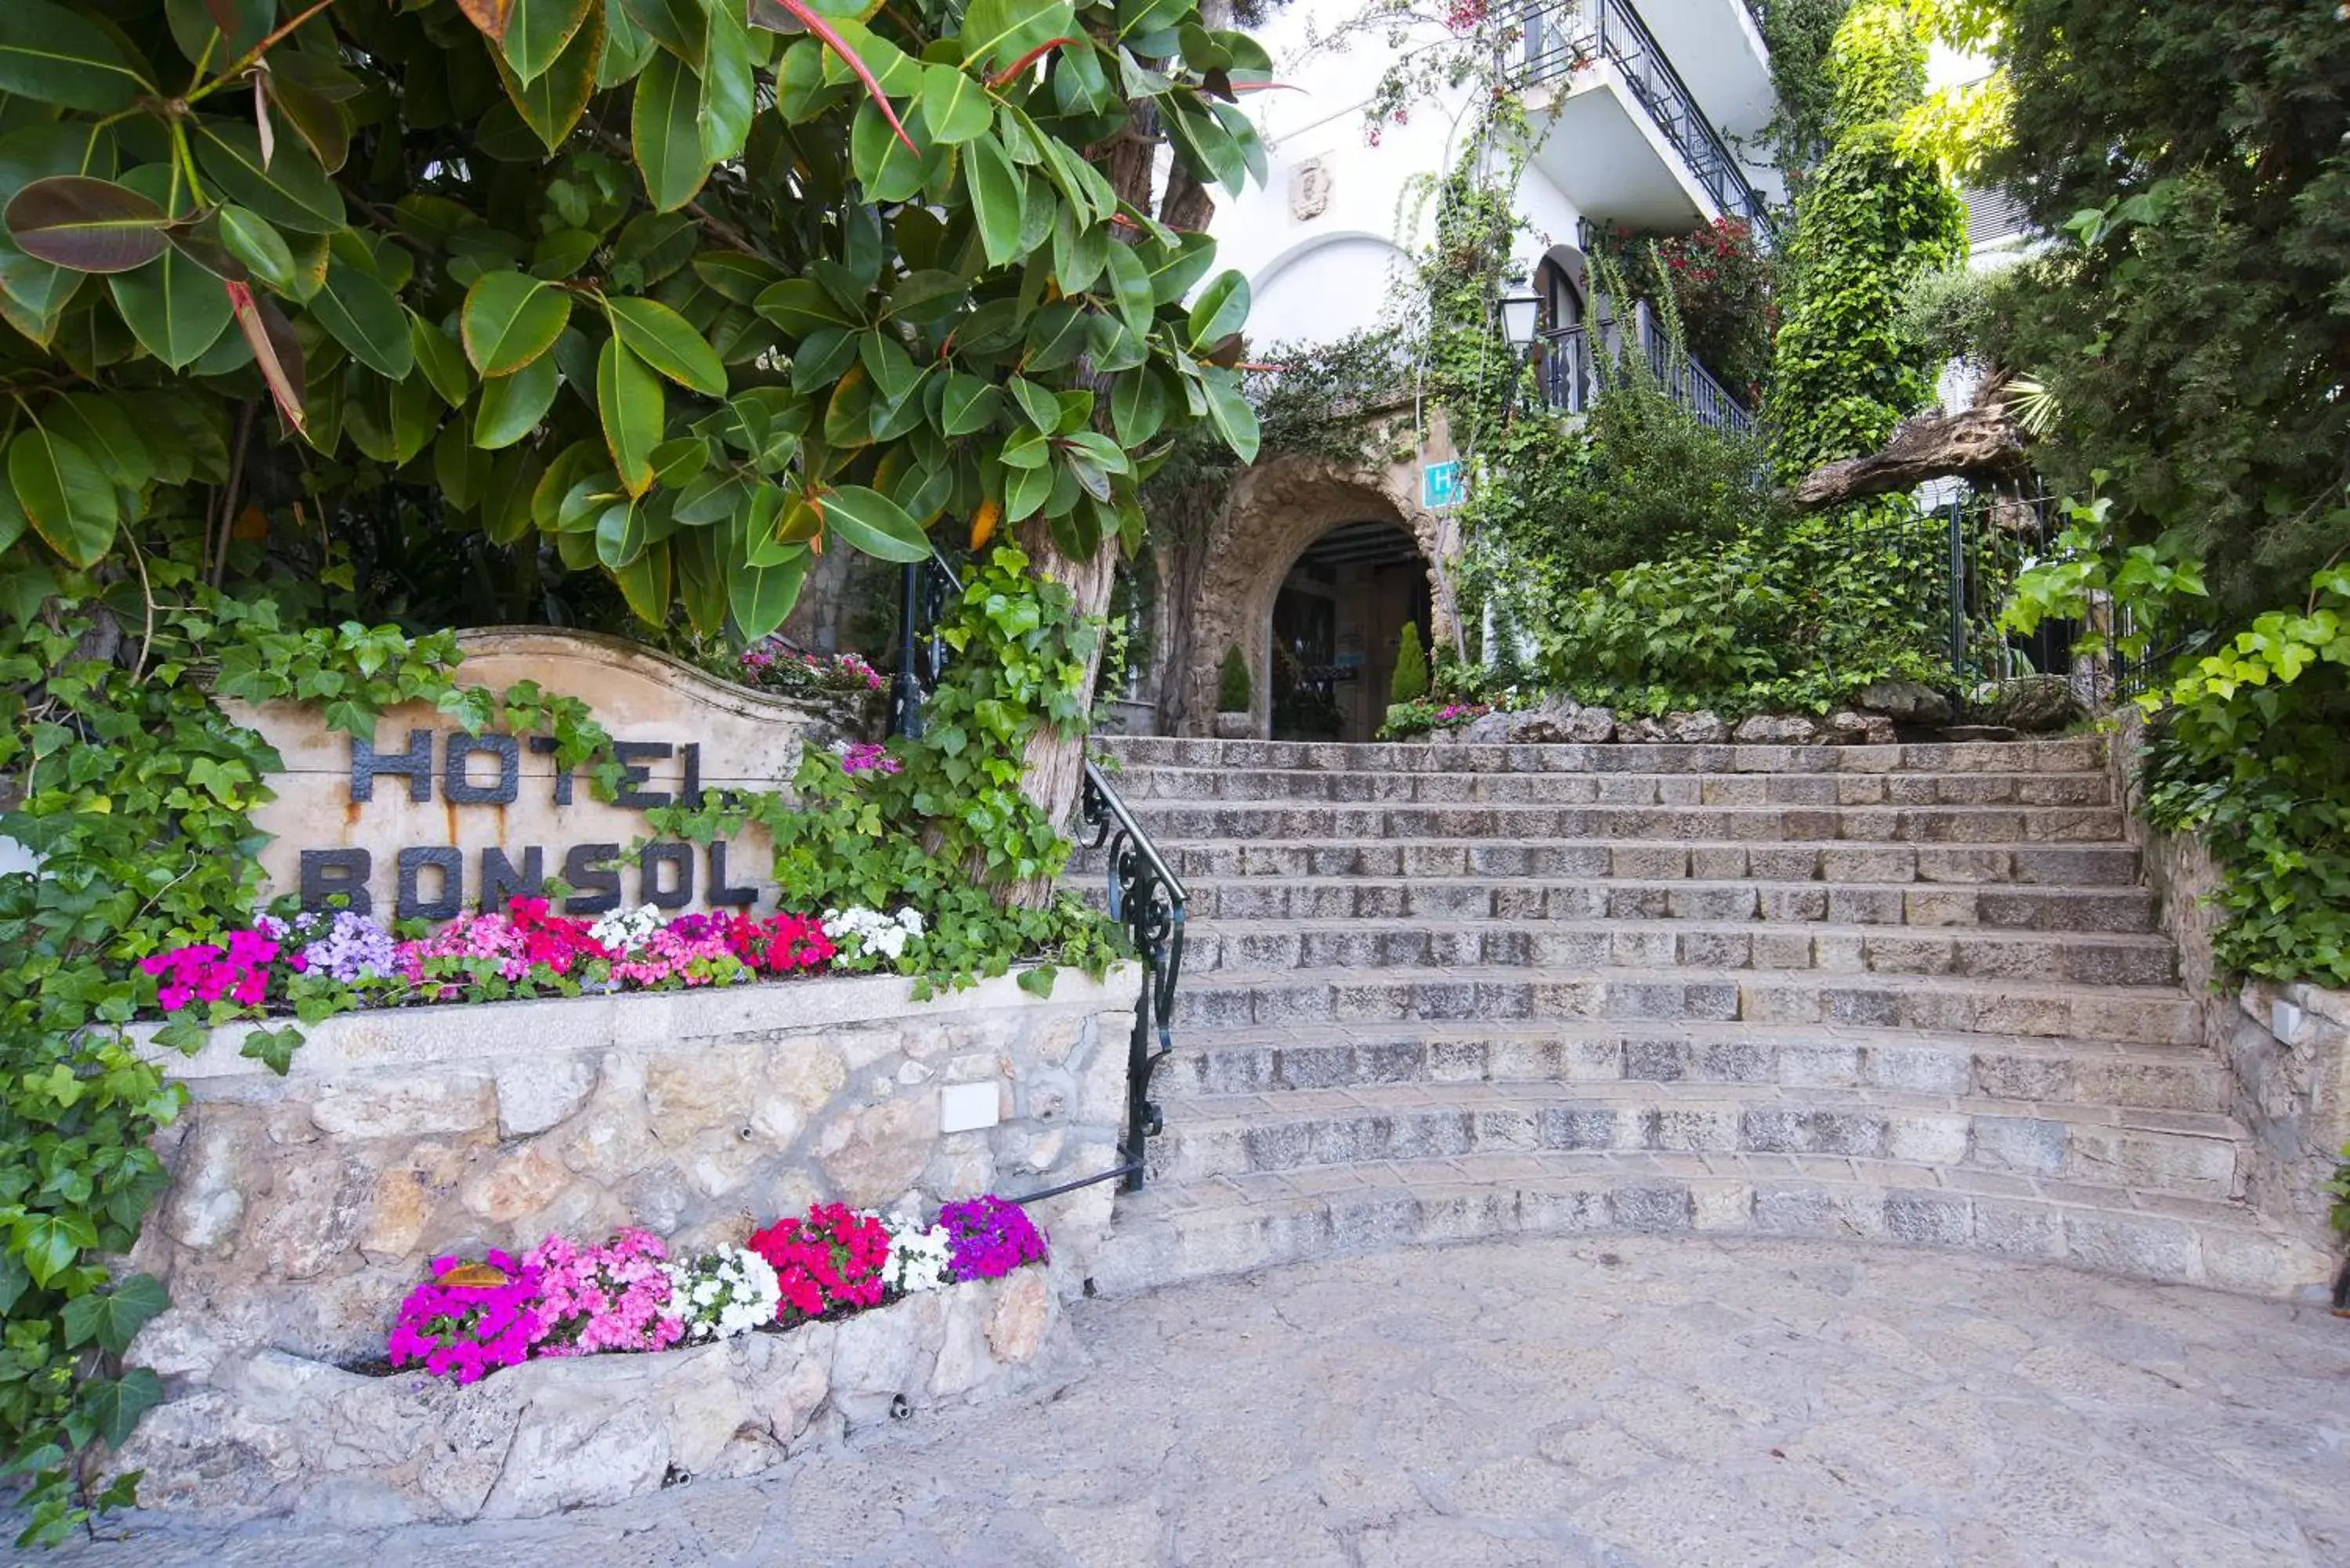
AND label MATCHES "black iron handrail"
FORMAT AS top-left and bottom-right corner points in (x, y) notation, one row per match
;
(1539, 317), (1755, 435)
(1520, 1), (1773, 235)
(1077, 759), (1186, 1194)
(886, 555), (961, 739)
